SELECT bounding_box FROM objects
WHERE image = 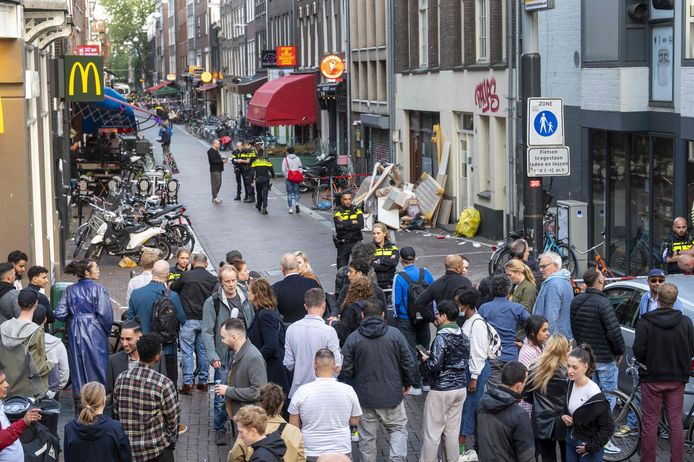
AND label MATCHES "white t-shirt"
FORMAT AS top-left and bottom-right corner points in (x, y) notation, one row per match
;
(288, 378), (362, 457)
(0, 403), (24, 462)
(568, 379), (601, 415)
